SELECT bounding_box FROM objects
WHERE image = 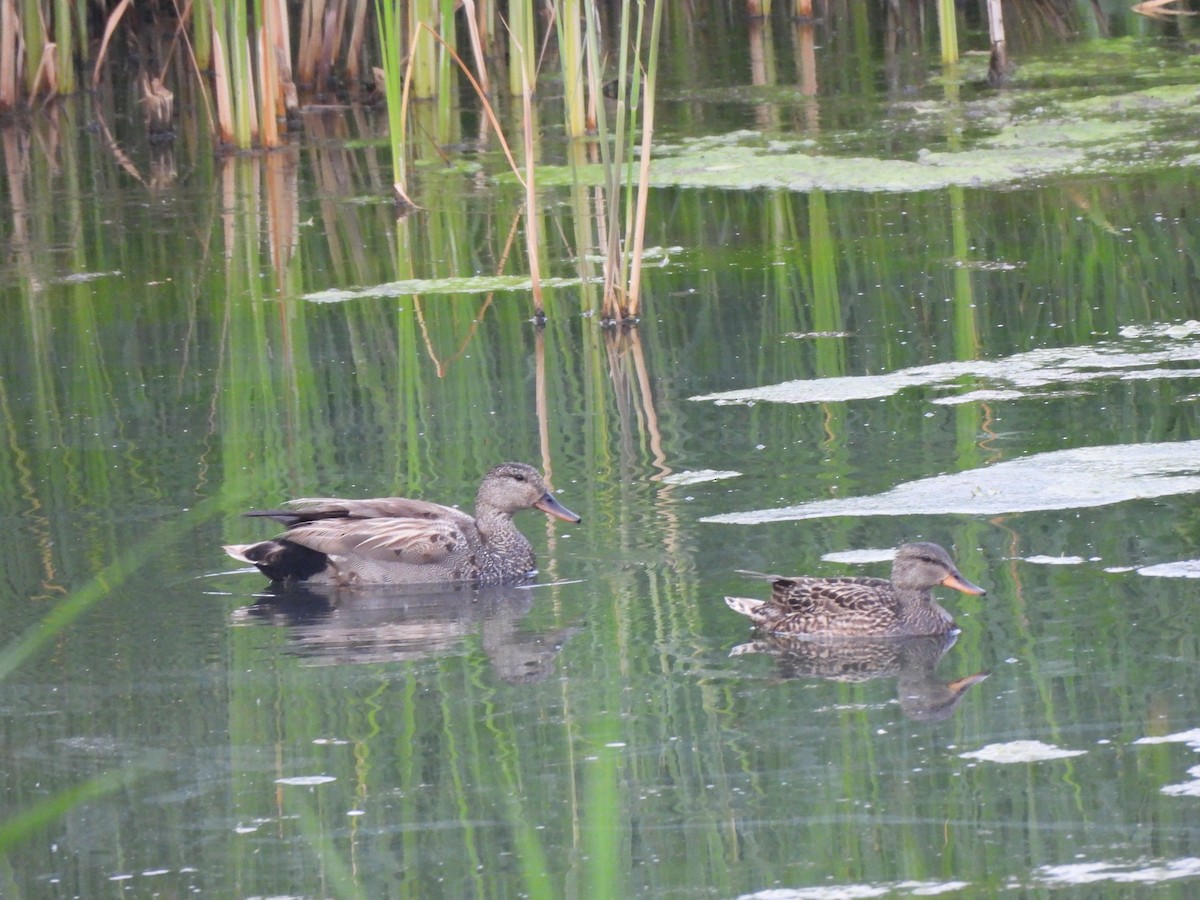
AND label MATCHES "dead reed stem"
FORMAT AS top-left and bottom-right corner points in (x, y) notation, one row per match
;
(624, 92), (654, 320)
(417, 22), (523, 179)
(0, 0), (18, 110)
(345, 0), (368, 86)
(92, 0), (133, 88)
(522, 71), (543, 318)
(256, 25), (279, 144)
(211, 27), (234, 145)
(459, 0), (491, 96)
